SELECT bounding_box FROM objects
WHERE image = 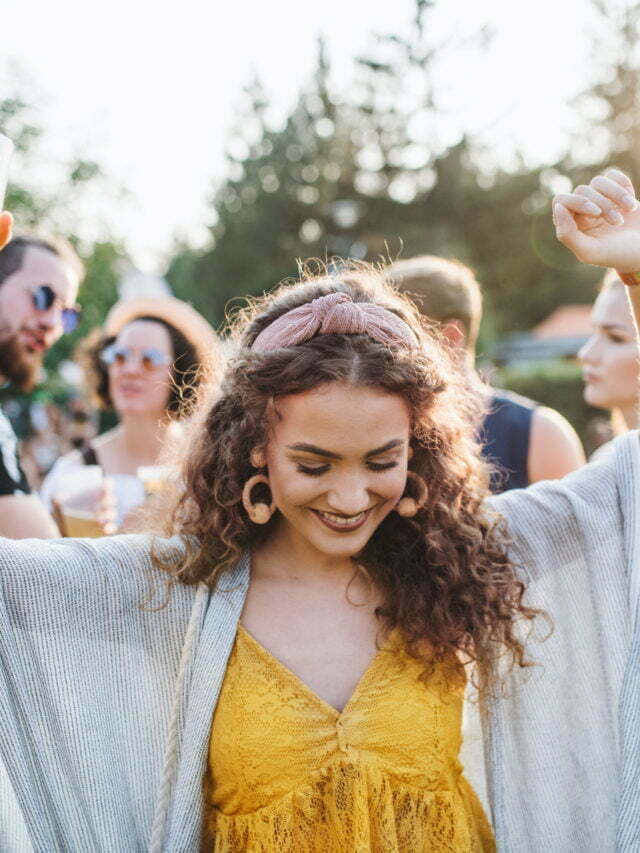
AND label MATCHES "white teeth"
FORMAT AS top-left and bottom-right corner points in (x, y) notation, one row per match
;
(316, 510), (366, 526)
